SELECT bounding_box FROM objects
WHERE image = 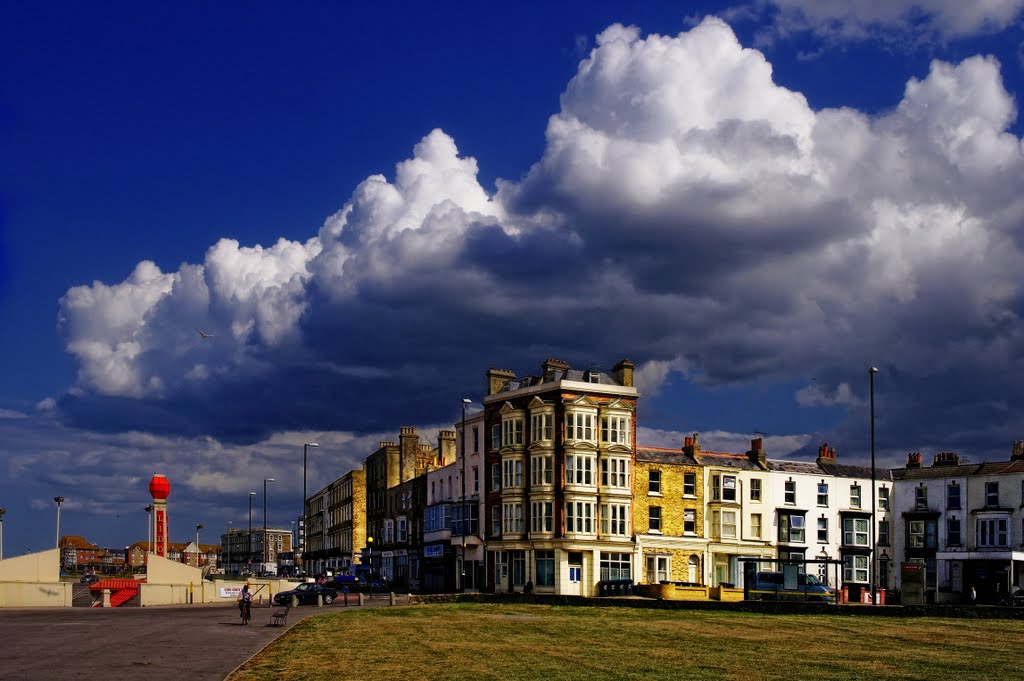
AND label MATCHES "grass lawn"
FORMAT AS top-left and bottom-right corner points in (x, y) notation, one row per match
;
(229, 603), (1023, 680)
